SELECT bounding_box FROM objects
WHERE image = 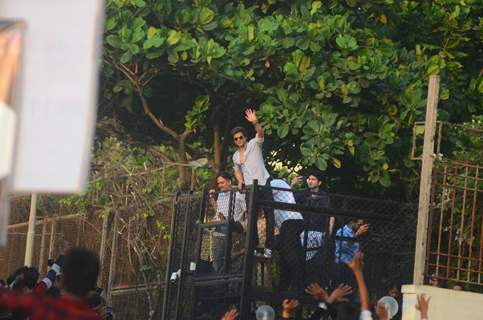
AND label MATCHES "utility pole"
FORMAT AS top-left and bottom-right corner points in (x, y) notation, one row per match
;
(413, 75), (440, 285)
(24, 193), (37, 266)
